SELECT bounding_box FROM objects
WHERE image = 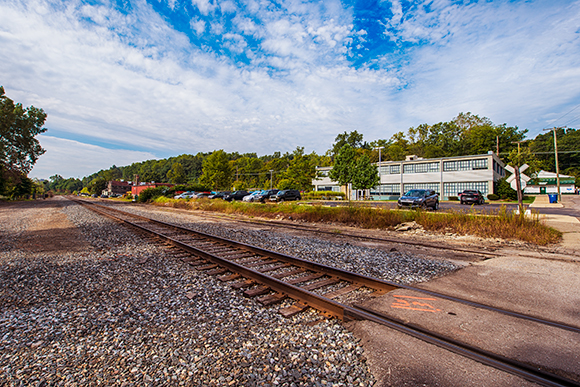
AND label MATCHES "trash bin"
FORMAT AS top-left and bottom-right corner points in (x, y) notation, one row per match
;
(548, 194), (558, 203)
